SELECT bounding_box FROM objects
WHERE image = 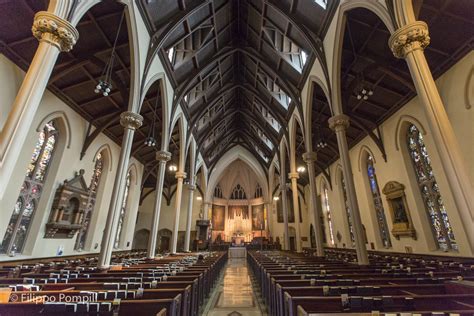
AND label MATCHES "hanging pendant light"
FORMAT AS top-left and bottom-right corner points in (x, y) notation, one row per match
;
(94, 11), (125, 97)
(144, 88), (159, 147)
(315, 124), (328, 149)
